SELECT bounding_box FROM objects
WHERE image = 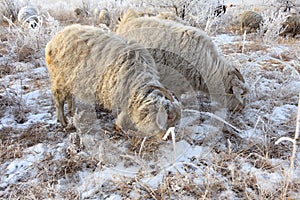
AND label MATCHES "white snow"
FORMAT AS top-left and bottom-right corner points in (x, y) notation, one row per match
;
(0, 0), (299, 198)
